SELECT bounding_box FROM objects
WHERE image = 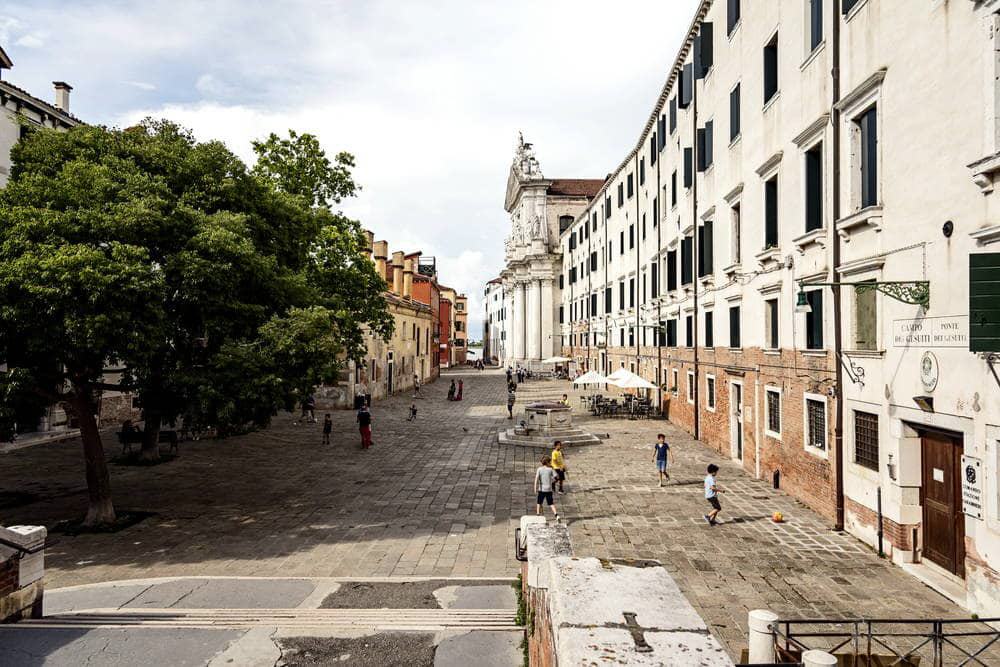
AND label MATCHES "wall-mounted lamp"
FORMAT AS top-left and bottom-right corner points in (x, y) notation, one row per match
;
(795, 290), (812, 314)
